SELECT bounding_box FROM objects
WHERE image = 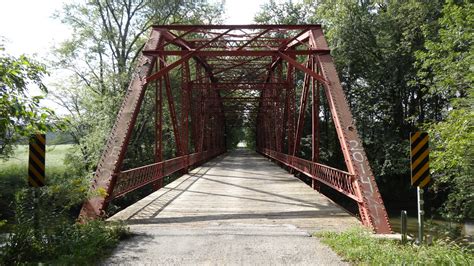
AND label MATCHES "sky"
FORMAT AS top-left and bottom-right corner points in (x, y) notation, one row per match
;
(0, 0), (266, 57)
(0, 0), (267, 113)
(0, 0), (72, 57)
